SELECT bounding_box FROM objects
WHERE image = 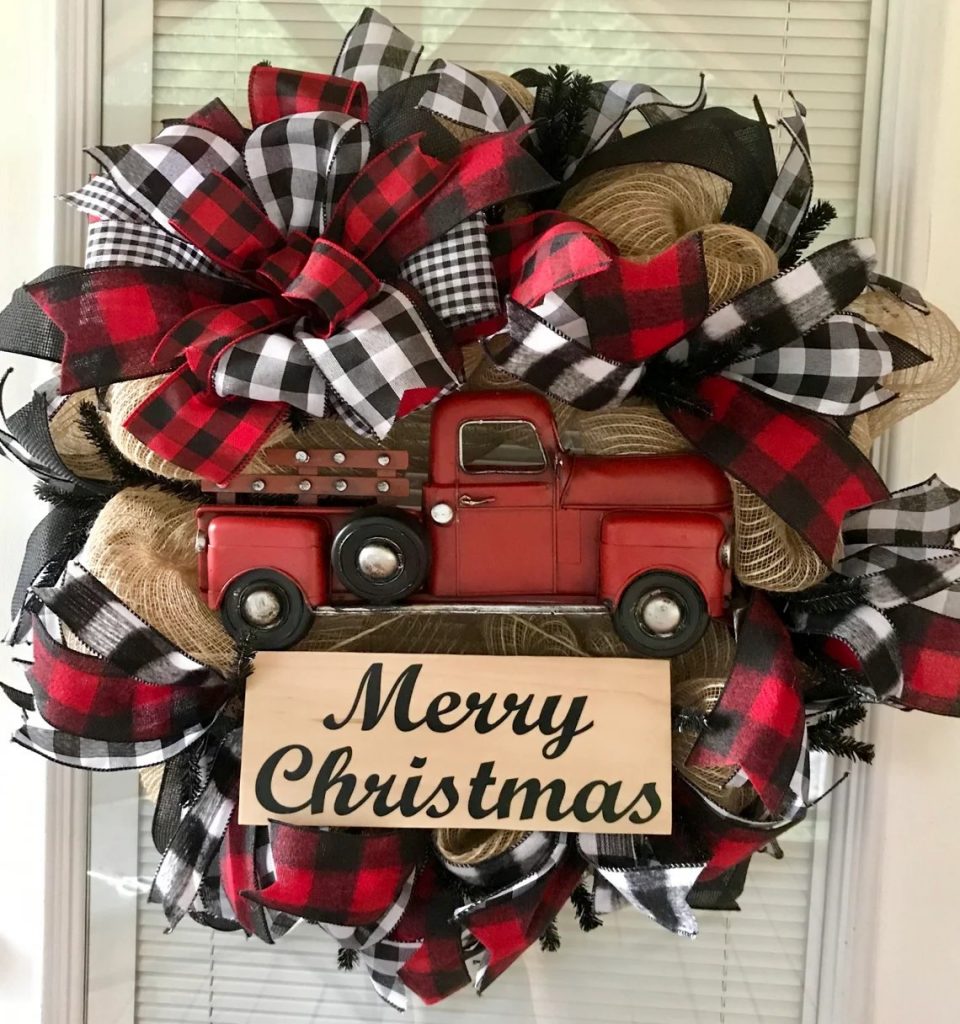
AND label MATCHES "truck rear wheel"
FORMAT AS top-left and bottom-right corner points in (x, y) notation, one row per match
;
(221, 569), (314, 651)
(613, 571), (709, 658)
(332, 510), (429, 604)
